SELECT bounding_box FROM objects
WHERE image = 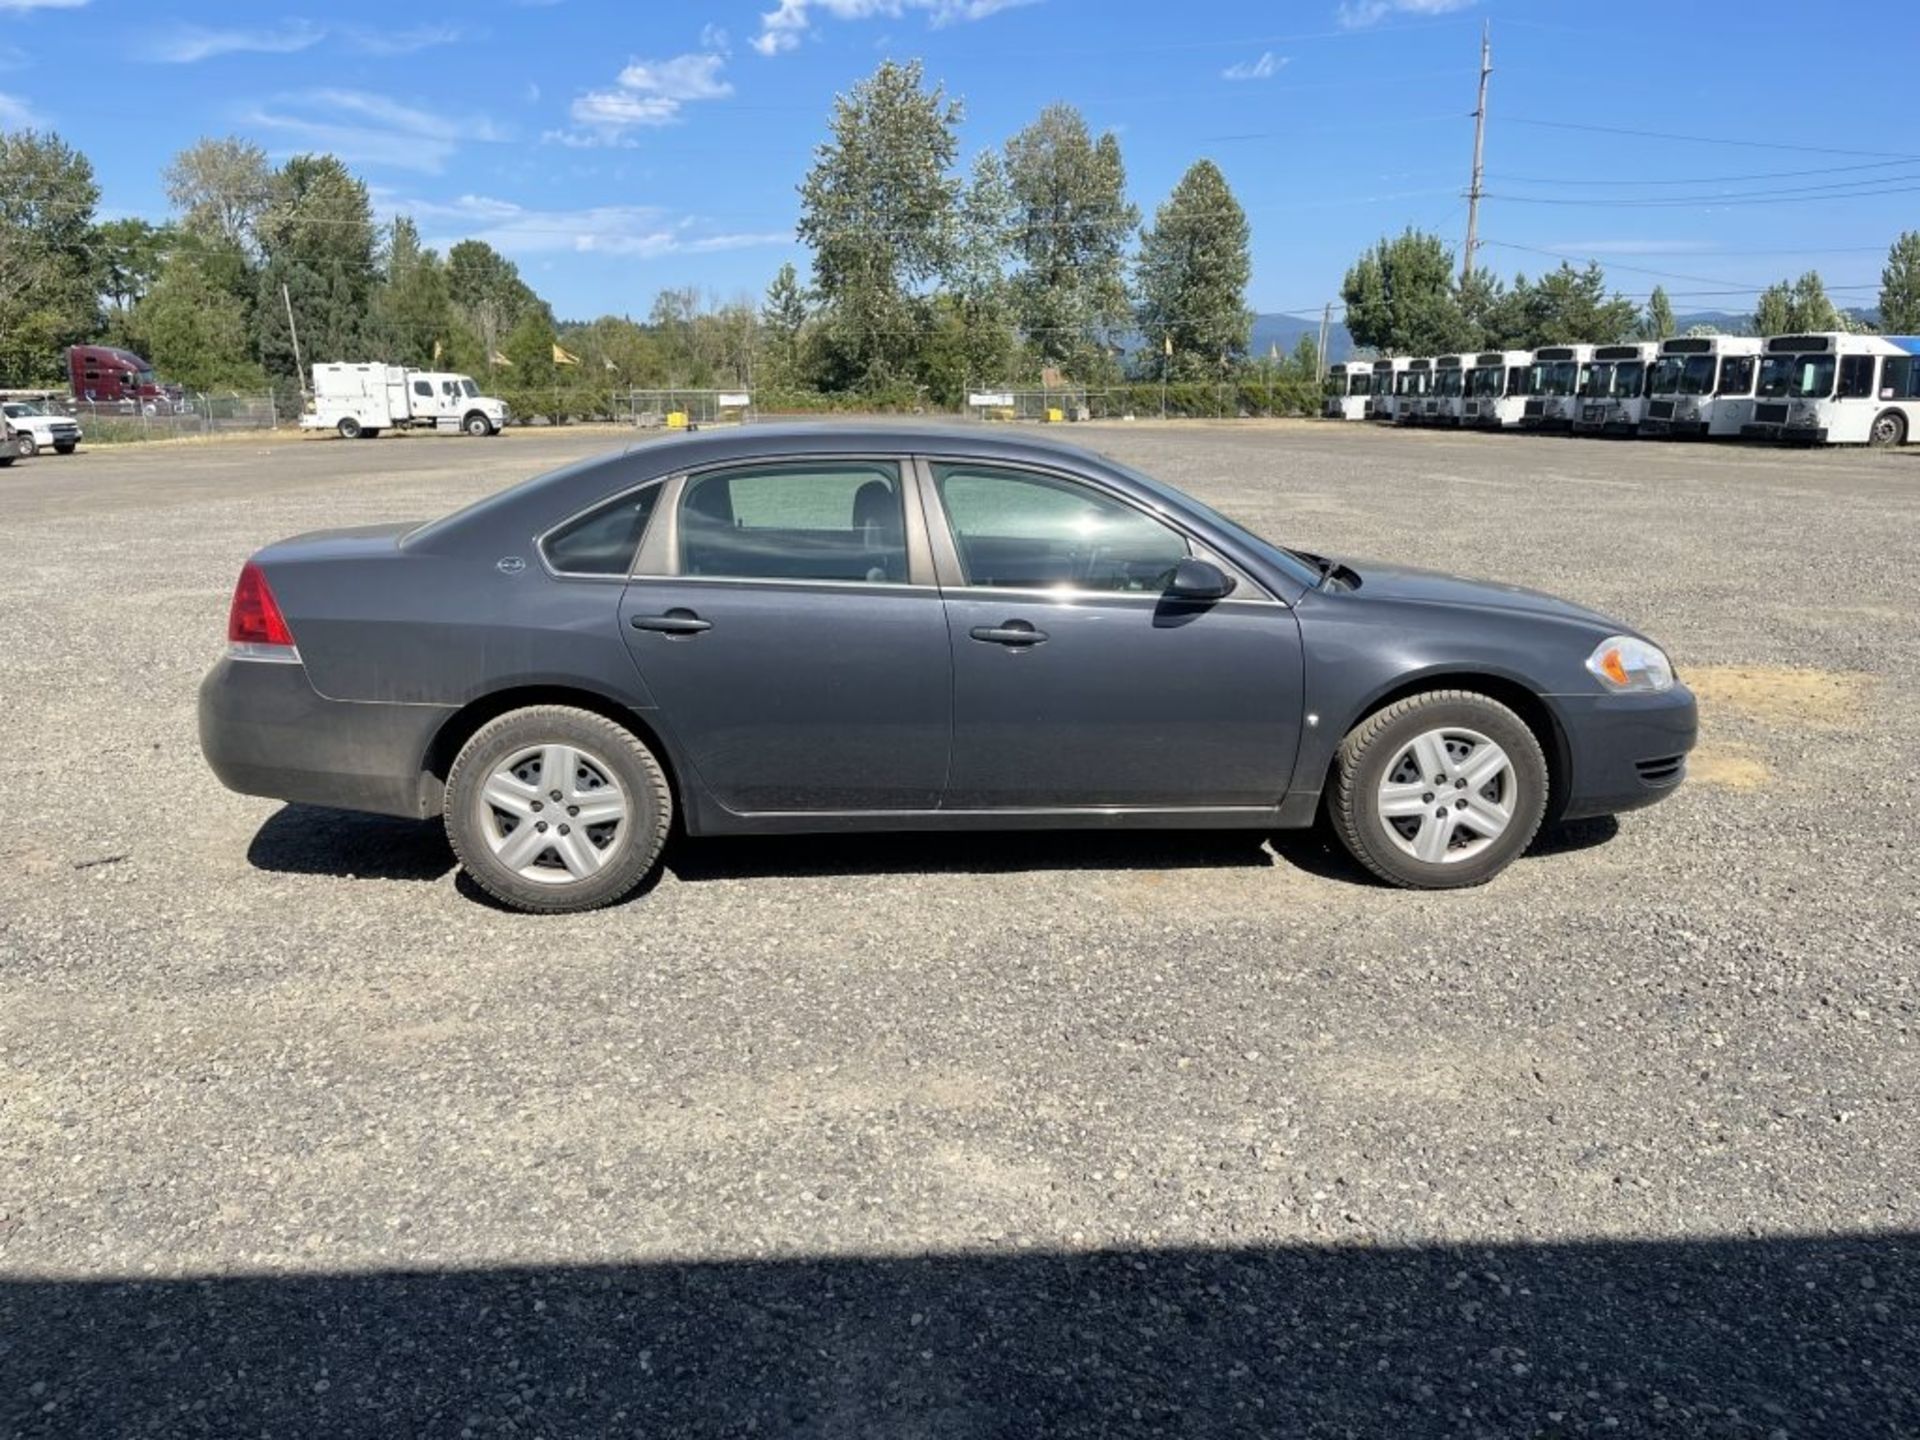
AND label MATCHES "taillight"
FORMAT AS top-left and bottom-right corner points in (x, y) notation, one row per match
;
(227, 561), (296, 651)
